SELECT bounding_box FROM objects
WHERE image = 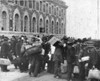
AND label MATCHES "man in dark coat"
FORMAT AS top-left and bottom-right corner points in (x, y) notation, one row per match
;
(29, 53), (42, 77)
(28, 45), (42, 77)
(10, 36), (18, 69)
(0, 37), (10, 72)
(87, 47), (100, 81)
(66, 43), (76, 81)
(42, 41), (51, 71)
(53, 41), (64, 78)
(78, 45), (93, 81)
